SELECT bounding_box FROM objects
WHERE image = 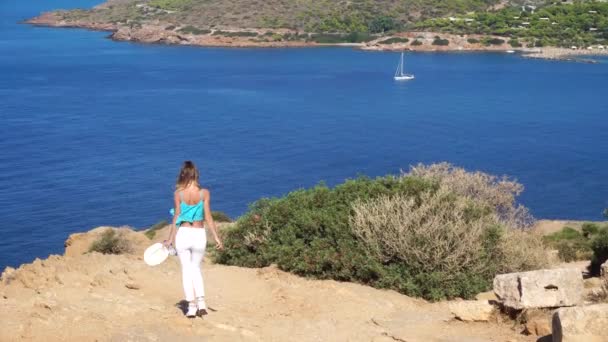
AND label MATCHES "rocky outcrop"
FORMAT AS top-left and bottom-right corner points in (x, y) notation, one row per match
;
(25, 12), (117, 31)
(0, 226), (535, 341)
(552, 304), (608, 342)
(493, 268), (583, 309)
